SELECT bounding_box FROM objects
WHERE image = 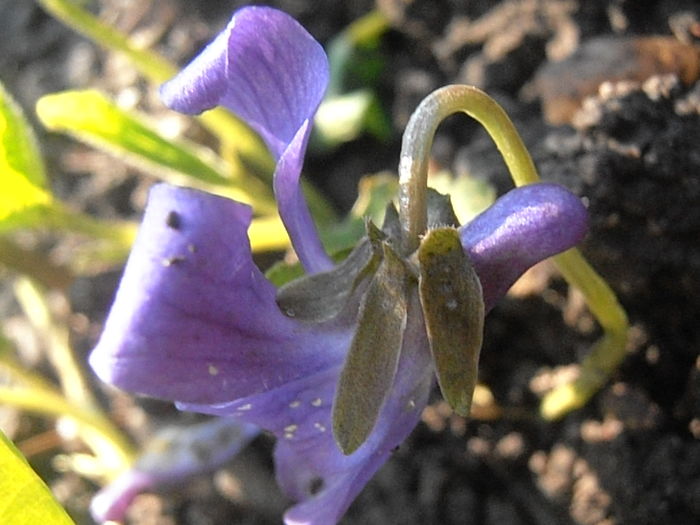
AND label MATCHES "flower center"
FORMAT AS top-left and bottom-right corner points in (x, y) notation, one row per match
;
(277, 191), (485, 454)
